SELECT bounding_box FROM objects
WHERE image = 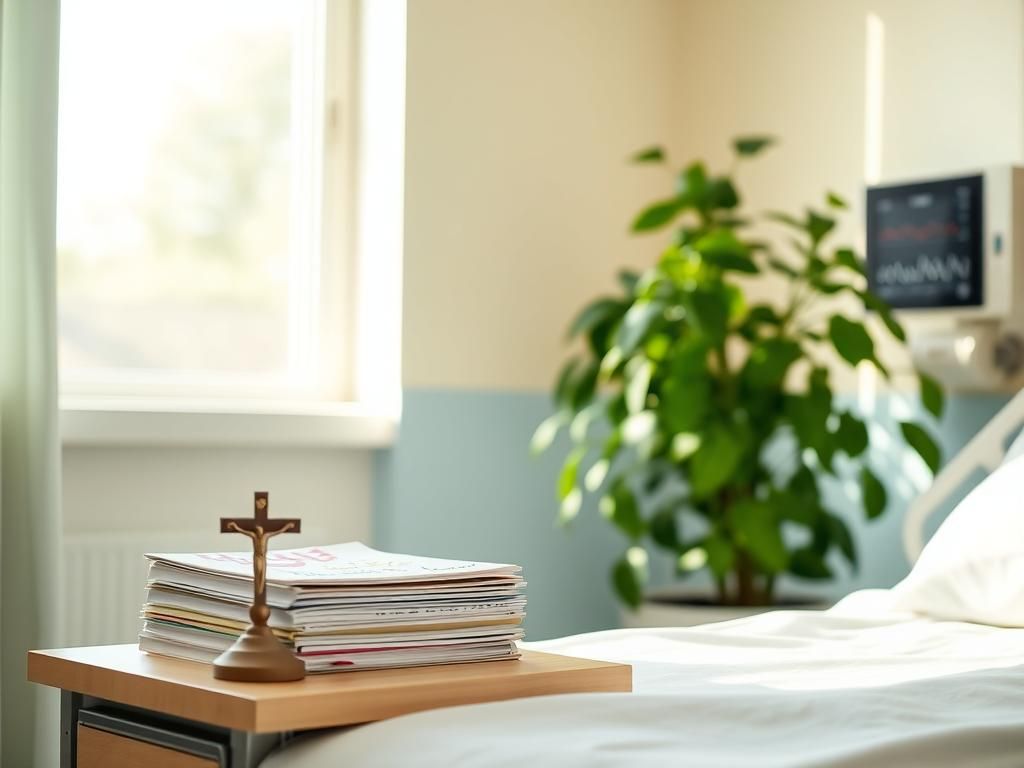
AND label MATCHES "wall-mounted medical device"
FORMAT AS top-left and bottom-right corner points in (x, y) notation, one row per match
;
(866, 166), (1024, 390)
